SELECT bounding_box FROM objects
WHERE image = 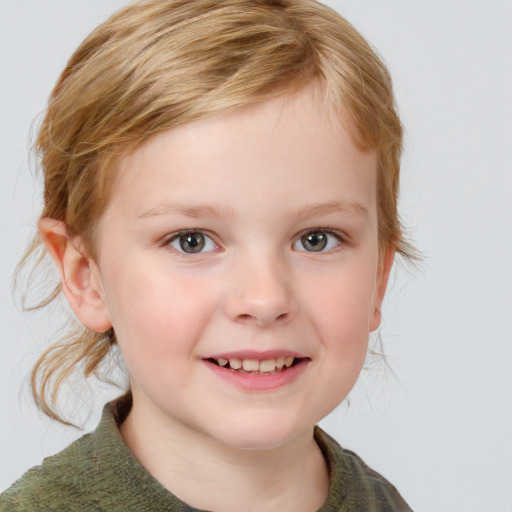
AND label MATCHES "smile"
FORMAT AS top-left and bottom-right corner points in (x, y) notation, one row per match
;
(208, 356), (300, 374)
(203, 353), (309, 391)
